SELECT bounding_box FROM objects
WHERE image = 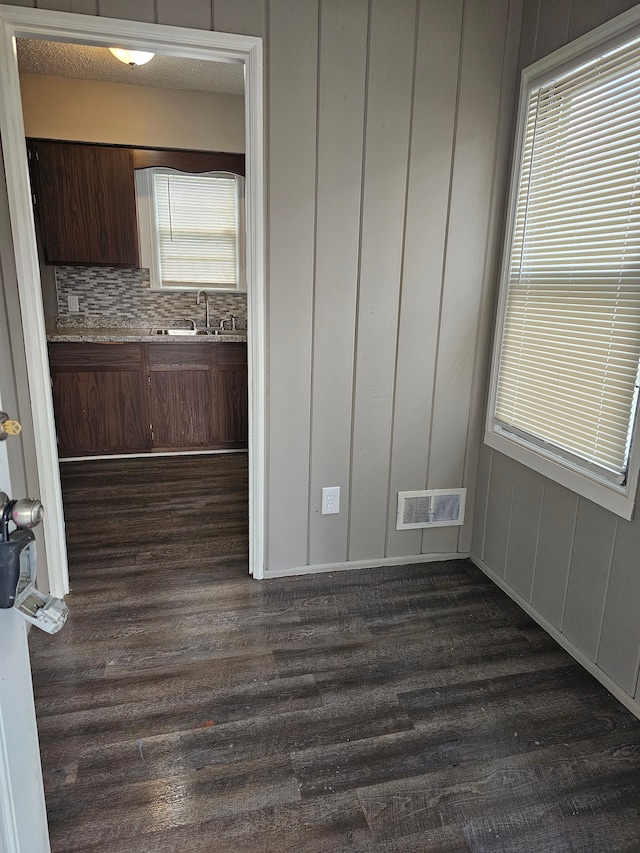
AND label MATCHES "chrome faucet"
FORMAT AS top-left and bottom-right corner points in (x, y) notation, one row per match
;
(219, 315), (238, 331)
(196, 290), (211, 329)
